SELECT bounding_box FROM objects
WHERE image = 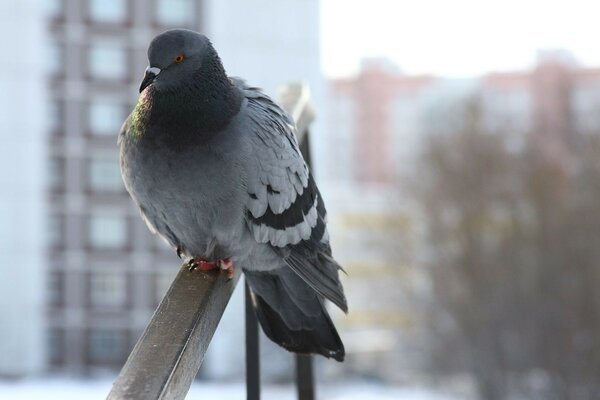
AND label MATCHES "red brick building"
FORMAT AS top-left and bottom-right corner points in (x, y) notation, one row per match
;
(326, 59), (434, 182)
(327, 52), (600, 183)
